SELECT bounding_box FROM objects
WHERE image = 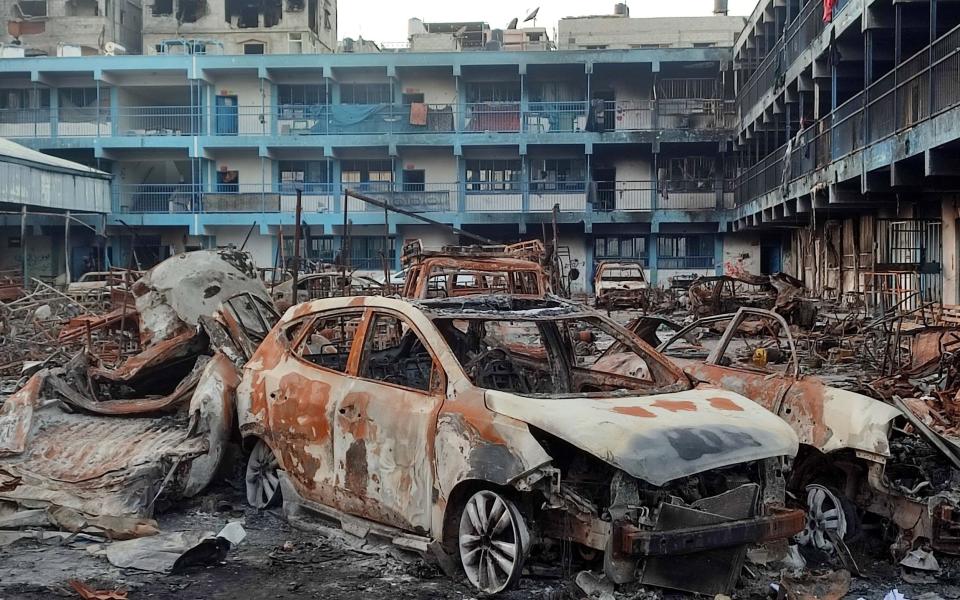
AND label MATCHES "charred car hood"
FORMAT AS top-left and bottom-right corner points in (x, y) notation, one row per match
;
(484, 388), (799, 486)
